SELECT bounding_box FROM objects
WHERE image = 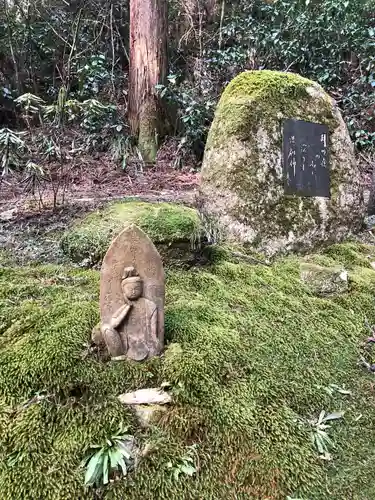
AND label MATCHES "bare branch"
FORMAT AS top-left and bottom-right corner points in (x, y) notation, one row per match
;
(66, 8), (83, 91)
(218, 0), (225, 49)
(110, 3), (116, 93)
